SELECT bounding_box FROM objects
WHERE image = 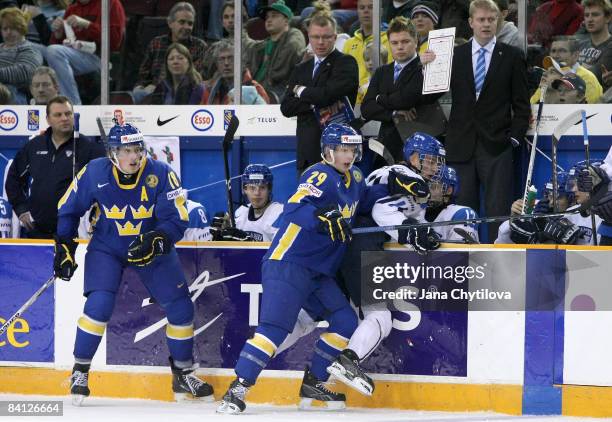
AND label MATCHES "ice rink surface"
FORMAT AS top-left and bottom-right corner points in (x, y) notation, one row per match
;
(0, 394), (606, 422)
